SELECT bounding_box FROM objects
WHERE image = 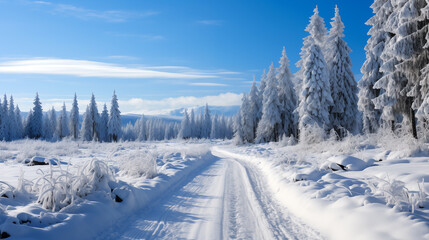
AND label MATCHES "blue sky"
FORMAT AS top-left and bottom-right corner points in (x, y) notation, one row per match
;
(0, 0), (373, 114)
